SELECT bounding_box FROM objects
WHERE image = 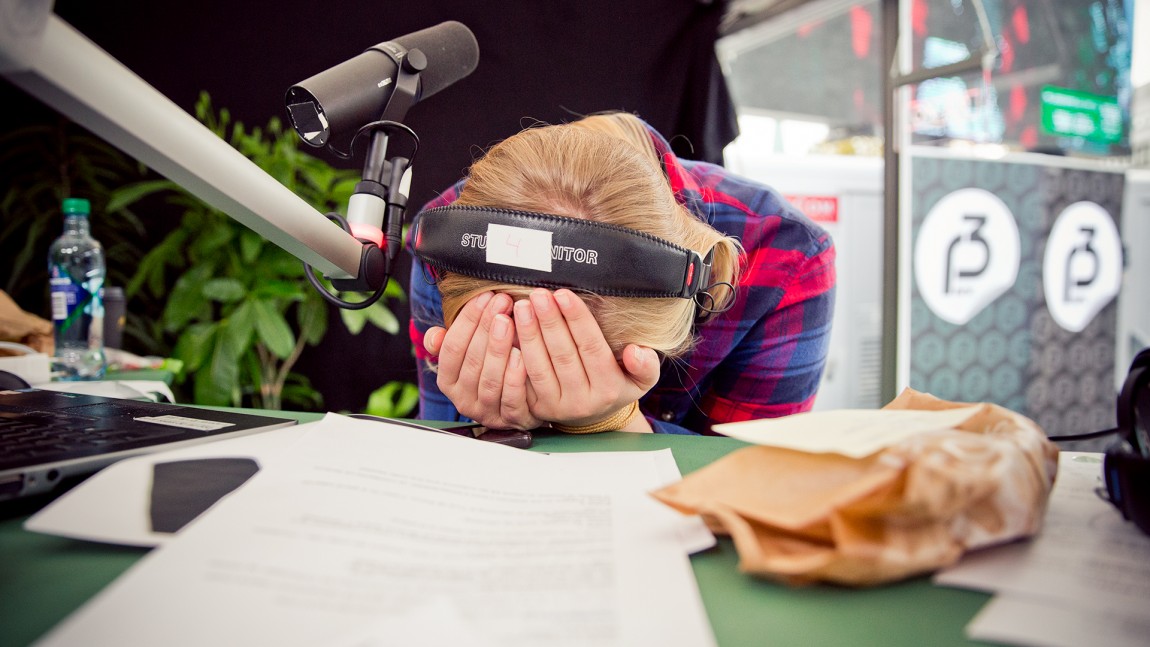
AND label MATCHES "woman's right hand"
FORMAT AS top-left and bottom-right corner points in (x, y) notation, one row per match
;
(512, 289), (658, 432)
(425, 291), (543, 430)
